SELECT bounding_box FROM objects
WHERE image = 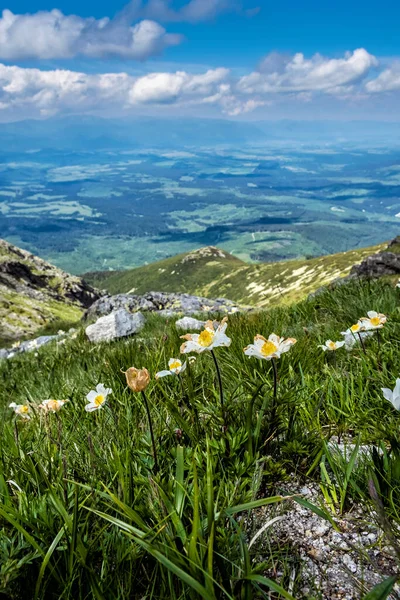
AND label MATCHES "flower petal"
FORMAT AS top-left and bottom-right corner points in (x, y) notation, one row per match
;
(180, 340), (205, 354)
(86, 390), (97, 402)
(155, 370), (172, 379)
(244, 344), (269, 360)
(382, 388), (394, 403)
(393, 378), (400, 399)
(211, 331), (231, 348)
